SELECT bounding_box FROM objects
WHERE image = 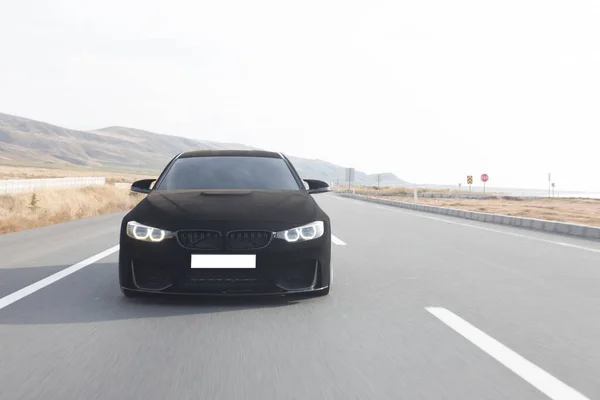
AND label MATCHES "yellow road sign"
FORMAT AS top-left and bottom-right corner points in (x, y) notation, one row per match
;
(467, 175), (473, 184)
